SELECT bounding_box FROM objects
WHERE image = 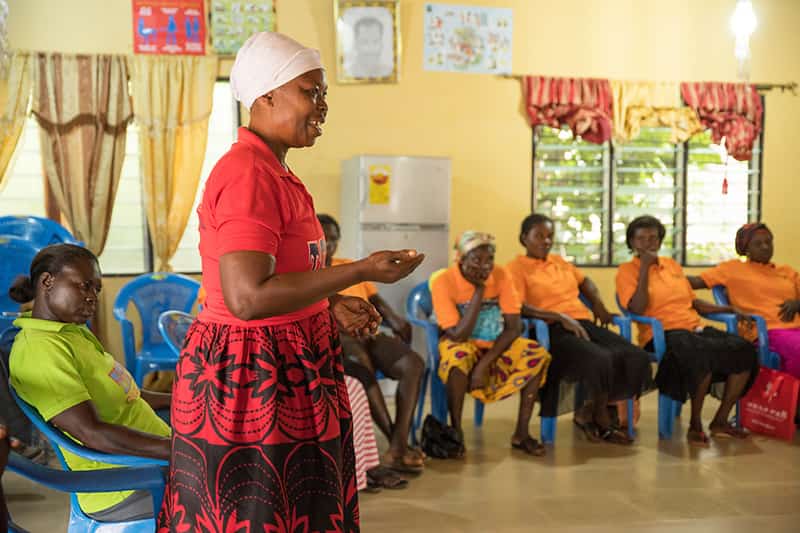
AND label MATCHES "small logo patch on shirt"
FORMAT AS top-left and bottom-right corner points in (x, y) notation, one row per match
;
(108, 361), (140, 402)
(308, 238), (326, 271)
